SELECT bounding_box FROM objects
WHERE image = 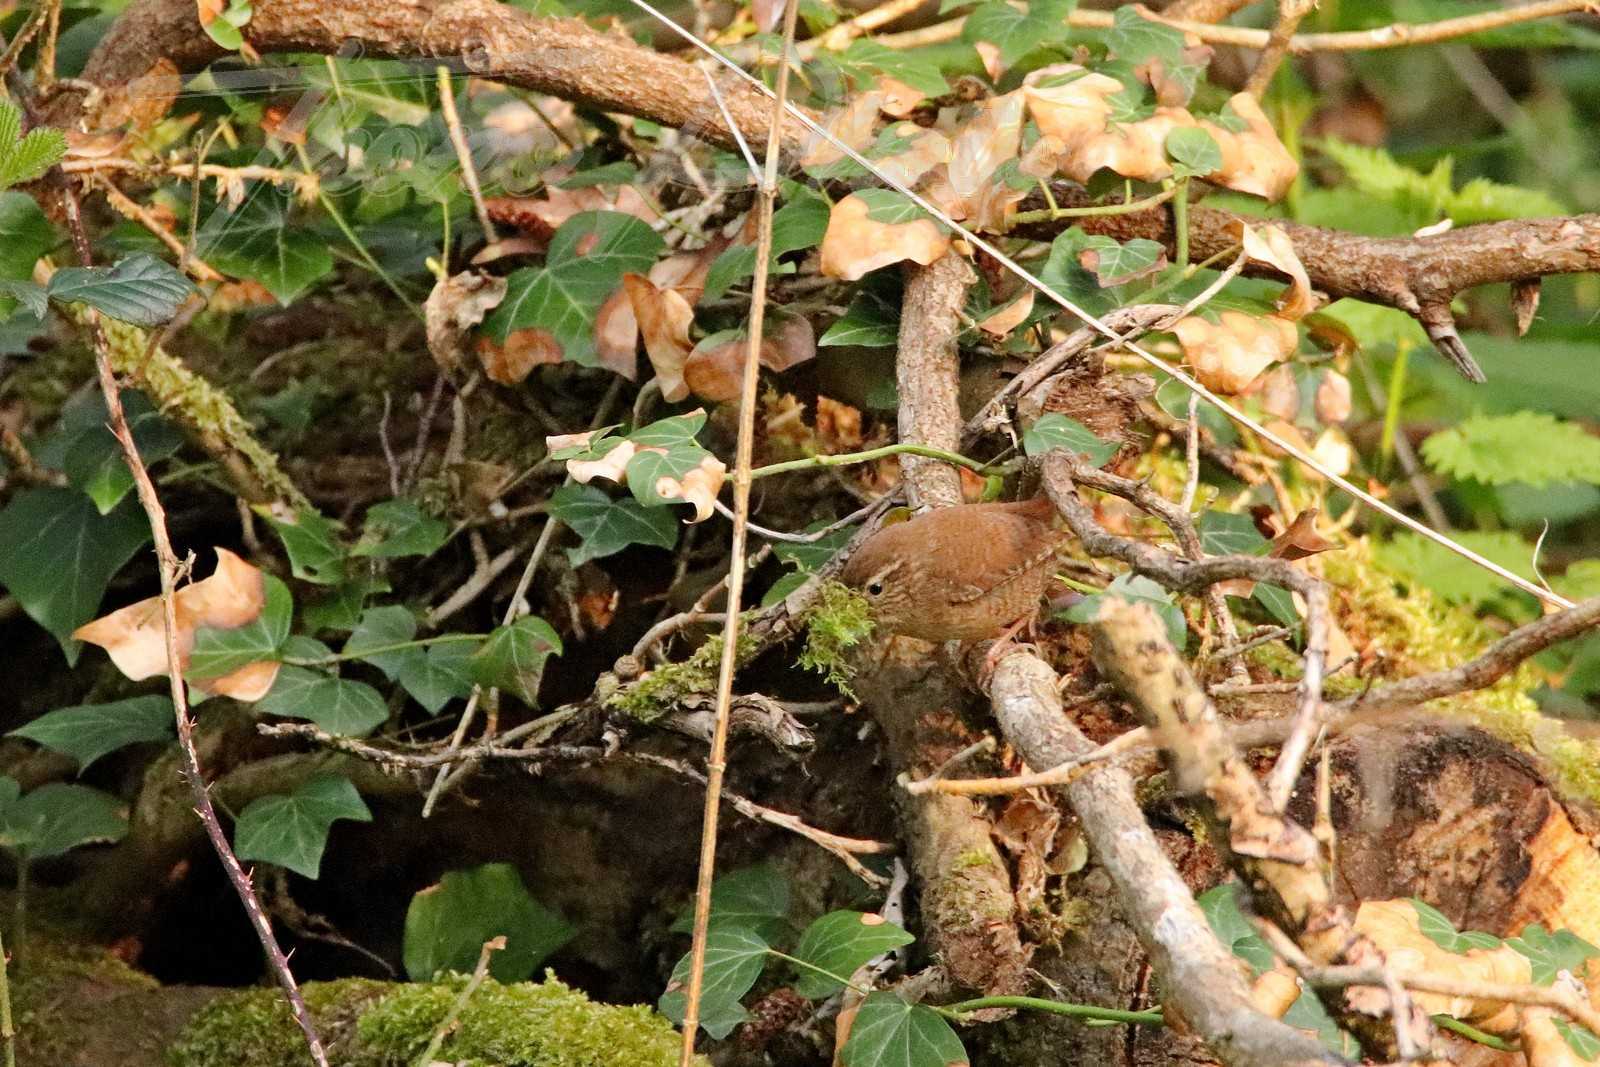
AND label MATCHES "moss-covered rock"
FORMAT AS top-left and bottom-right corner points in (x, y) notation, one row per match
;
(166, 973), (698, 1067)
